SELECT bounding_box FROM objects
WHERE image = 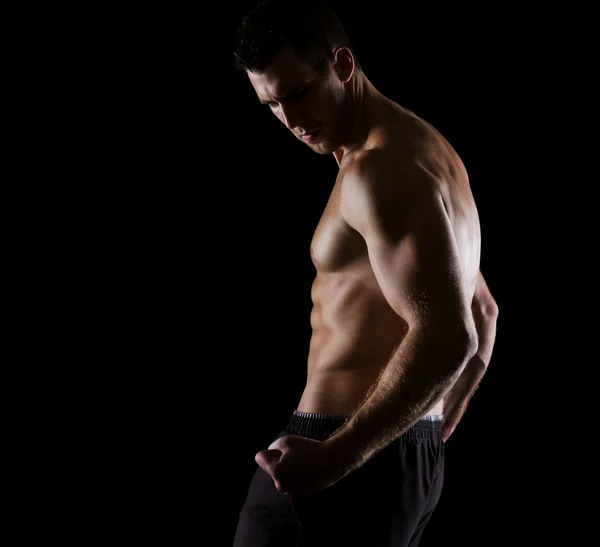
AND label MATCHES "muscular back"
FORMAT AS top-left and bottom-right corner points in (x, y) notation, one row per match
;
(297, 102), (481, 415)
